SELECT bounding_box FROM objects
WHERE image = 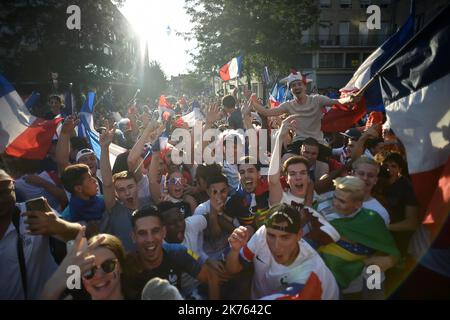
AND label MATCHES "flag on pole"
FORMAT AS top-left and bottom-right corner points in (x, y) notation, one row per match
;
(76, 91), (126, 166)
(0, 74), (62, 160)
(62, 89), (75, 117)
(269, 82), (291, 108)
(378, 5), (450, 242)
(262, 66), (270, 86)
(24, 91), (40, 111)
(340, 13), (414, 111)
(219, 56), (242, 81)
(77, 91), (96, 137)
